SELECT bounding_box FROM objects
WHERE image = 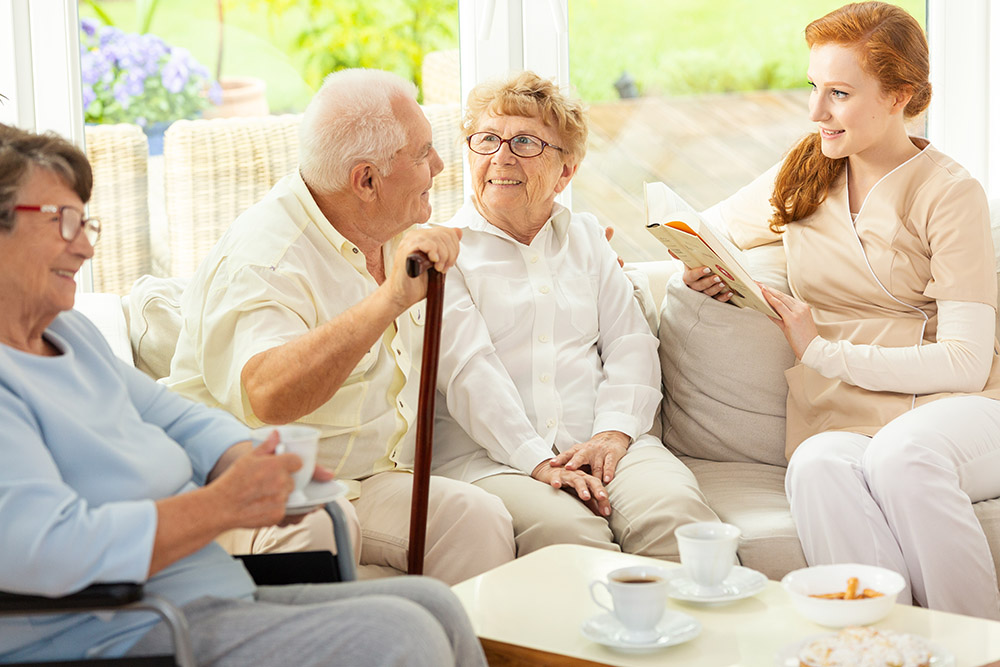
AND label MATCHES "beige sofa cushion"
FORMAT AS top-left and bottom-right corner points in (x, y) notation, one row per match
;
(681, 456), (806, 580)
(126, 275), (188, 380)
(659, 243), (794, 467)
